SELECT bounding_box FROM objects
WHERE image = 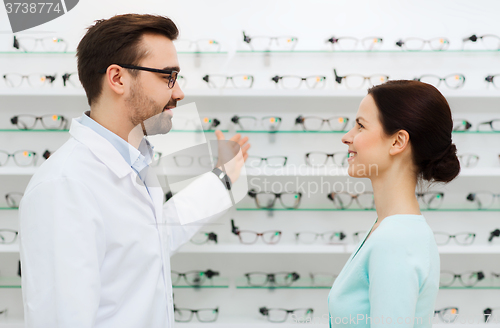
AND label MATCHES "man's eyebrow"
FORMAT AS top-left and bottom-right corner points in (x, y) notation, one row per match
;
(161, 66), (180, 72)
